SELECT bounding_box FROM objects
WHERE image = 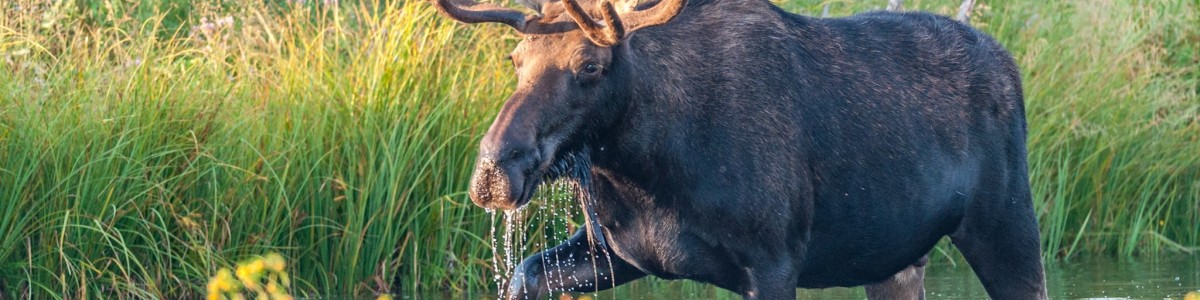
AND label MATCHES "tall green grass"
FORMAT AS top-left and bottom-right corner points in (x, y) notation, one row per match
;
(0, 0), (1197, 298)
(1003, 0), (1200, 260)
(2, 0), (512, 297)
